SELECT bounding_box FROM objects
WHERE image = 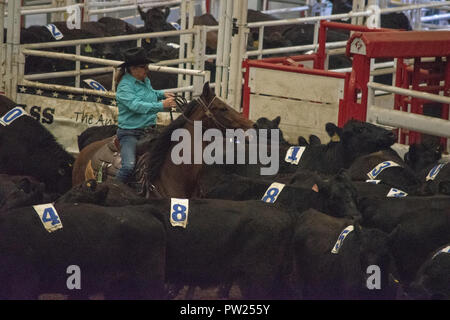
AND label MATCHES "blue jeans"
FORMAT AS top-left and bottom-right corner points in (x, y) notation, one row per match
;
(116, 128), (146, 183)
